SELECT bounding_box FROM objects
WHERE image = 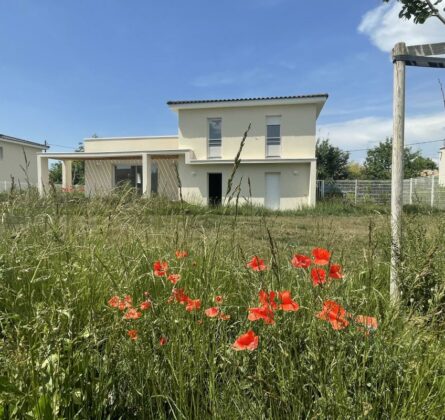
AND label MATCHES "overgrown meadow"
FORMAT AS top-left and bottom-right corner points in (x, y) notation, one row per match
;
(1, 190), (445, 419)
